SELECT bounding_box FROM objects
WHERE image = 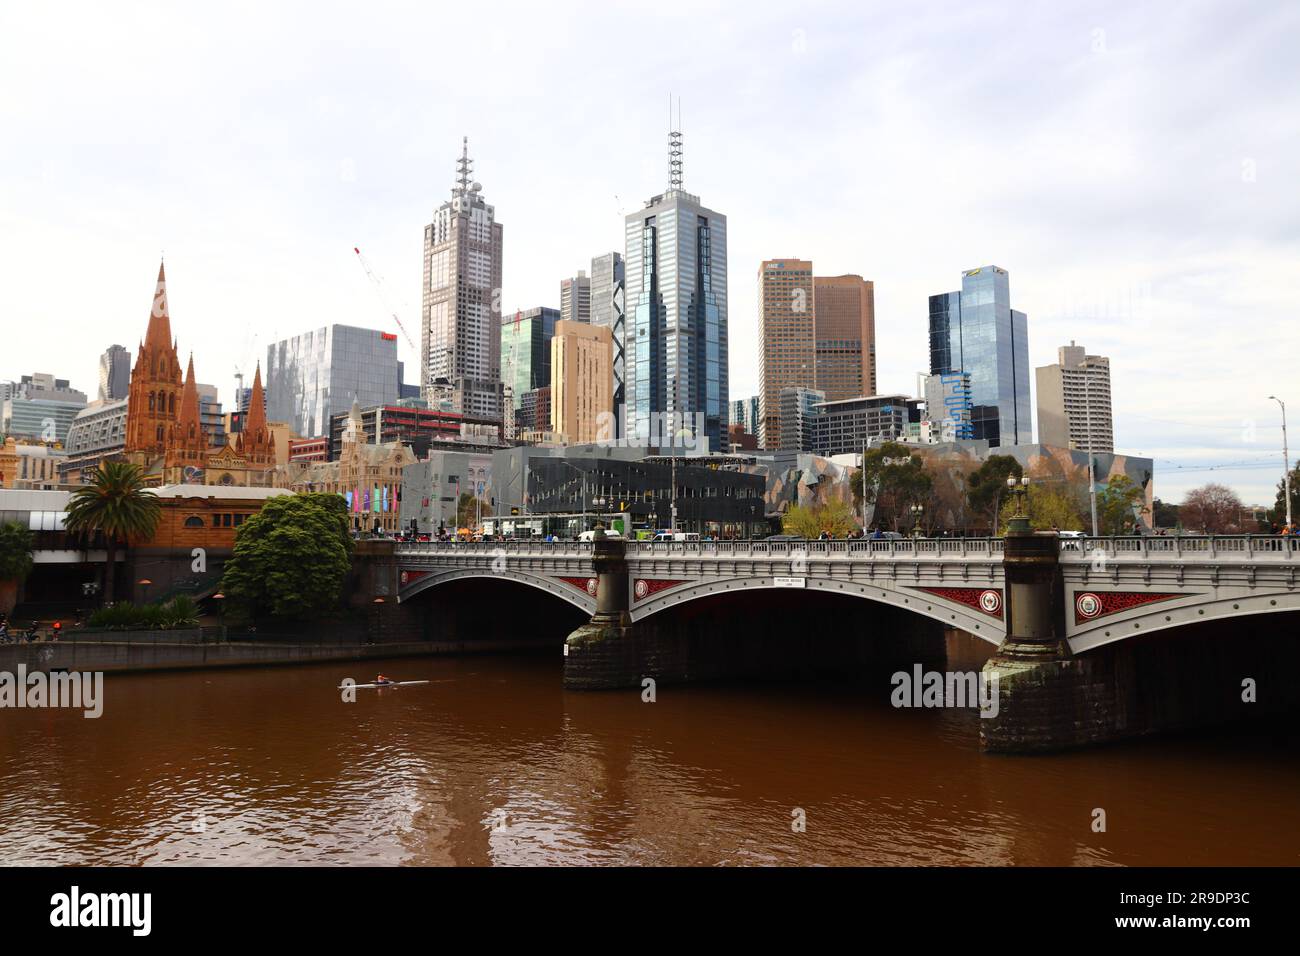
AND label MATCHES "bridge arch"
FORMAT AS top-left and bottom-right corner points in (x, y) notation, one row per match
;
(1067, 588), (1300, 653)
(627, 576), (1006, 645)
(399, 567), (597, 618)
